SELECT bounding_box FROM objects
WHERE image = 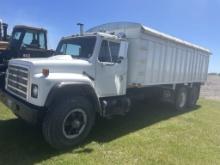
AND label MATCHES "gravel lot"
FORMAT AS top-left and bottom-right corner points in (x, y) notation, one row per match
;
(200, 75), (220, 101)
